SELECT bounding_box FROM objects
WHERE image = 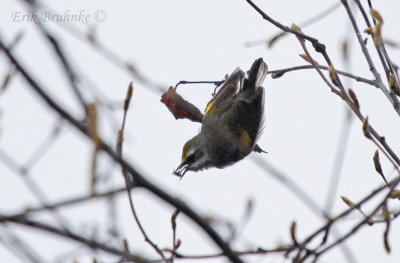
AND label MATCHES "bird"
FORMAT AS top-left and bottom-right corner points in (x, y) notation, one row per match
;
(174, 58), (267, 178)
